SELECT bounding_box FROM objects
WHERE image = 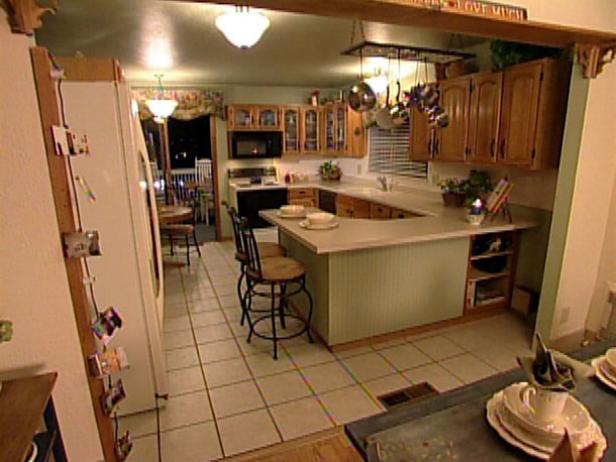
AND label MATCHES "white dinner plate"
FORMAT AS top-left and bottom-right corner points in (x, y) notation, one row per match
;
(592, 357), (616, 391)
(298, 220), (339, 230)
